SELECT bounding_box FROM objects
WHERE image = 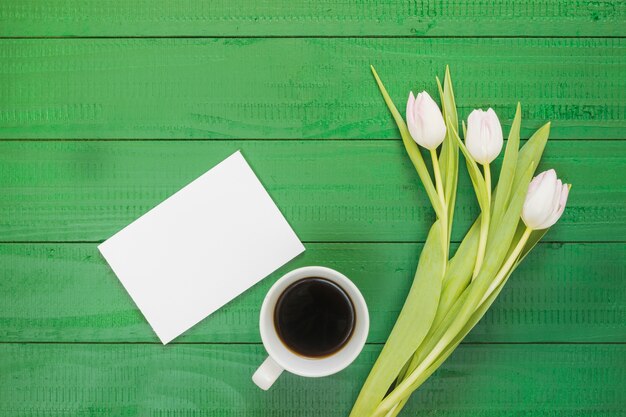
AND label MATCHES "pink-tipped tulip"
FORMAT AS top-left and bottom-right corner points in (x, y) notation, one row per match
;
(406, 91), (446, 150)
(522, 169), (570, 230)
(465, 108), (503, 164)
